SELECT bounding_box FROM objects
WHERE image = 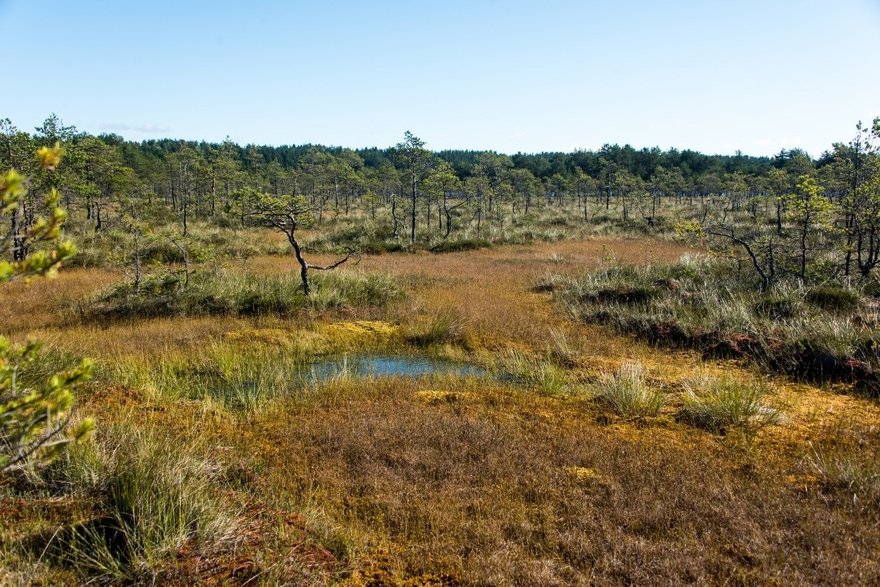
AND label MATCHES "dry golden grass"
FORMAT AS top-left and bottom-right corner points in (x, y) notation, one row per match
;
(66, 378), (879, 585)
(4, 236), (880, 585)
(0, 267), (120, 333)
